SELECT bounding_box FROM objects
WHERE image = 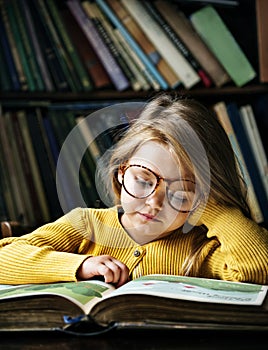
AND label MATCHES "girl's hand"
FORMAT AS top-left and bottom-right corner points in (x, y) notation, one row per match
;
(77, 255), (129, 287)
